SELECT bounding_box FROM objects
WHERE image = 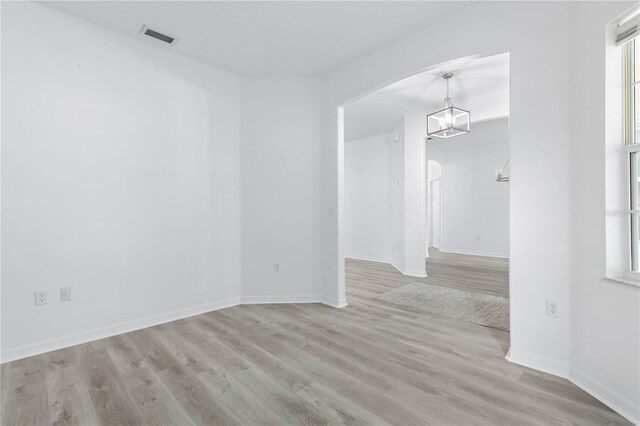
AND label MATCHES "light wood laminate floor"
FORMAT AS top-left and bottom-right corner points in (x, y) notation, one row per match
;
(1, 252), (629, 425)
(347, 248), (509, 299)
